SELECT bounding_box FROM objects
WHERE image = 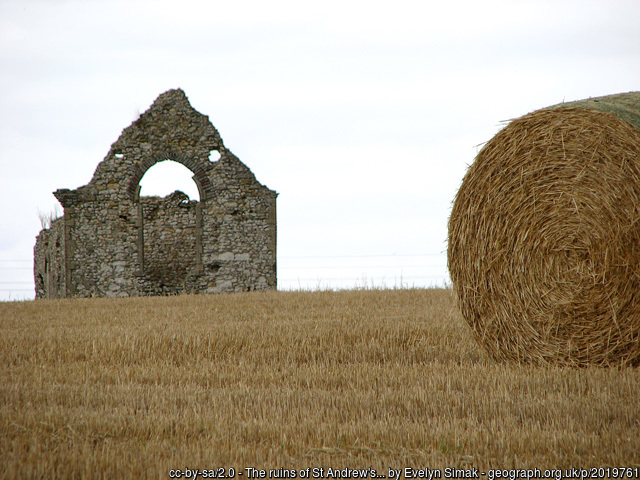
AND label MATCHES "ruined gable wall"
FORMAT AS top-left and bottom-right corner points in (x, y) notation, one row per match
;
(34, 89), (277, 299)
